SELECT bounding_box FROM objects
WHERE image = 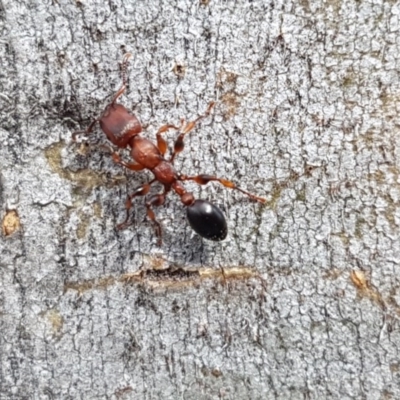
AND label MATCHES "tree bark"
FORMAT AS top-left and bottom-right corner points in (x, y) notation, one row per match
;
(1, 0), (400, 399)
